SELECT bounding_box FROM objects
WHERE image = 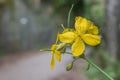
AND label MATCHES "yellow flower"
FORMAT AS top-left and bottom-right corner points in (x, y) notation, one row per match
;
(59, 16), (101, 57)
(50, 34), (67, 69)
(50, 44), (61, 69)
